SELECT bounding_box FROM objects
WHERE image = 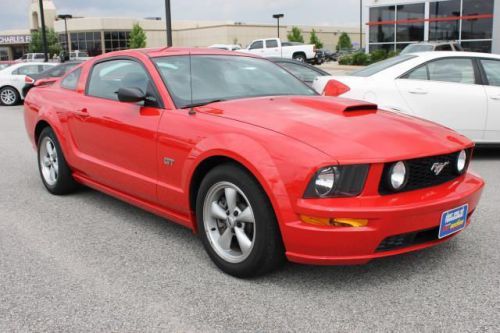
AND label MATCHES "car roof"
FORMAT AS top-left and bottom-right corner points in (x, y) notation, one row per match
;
(89, 47), (262, 60)
(411, 51), (500, 60)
